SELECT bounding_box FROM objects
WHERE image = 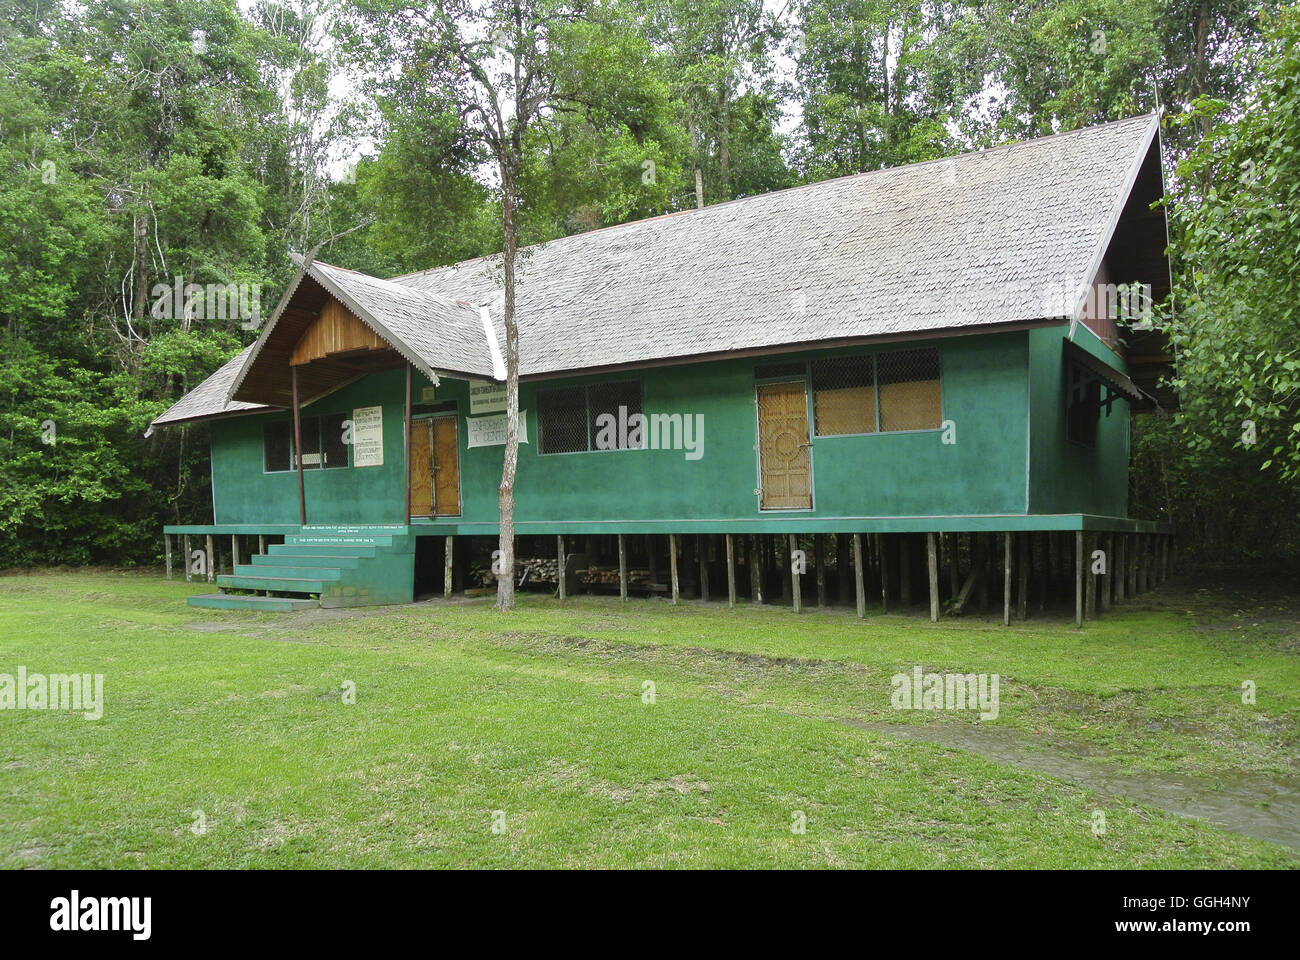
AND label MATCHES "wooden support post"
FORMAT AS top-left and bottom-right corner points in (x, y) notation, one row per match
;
(788, 534), (802, 613)
(291, 364), (306, 526)
(231, 535), (241, 571)
(669, 534), (679, 605)
(927, 532), (939, 623)
(877, 533), (888, 613)
(205, 534), (215, 583)
(899, 535), (912, 607)
(837, 533), (851, 605)
(1002, 532), (1012, 627)
(1016, 532), (1029, 620)
(444, 536), (454, 599)
(1099, 534), (1112, 612)
(1126, 534), (1138, 598)
(698, 535), (710, 602)
(164, 534), (173, 580)
(556, 535), (566, 600)
(618, 534), (628, 601)
(750, 534), (763, 604)
(814, 534), (826, 608)
(780, 534), (791, 603)
(1074, 531), (1084, 628)
(725, 534), (736, 608)
(183, 535), (192, 583)
(853, 533), (866, 619)
(947, 533), (960, 603)
(259, 534), (267, 556)
(1084, 533), (1097, 620)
